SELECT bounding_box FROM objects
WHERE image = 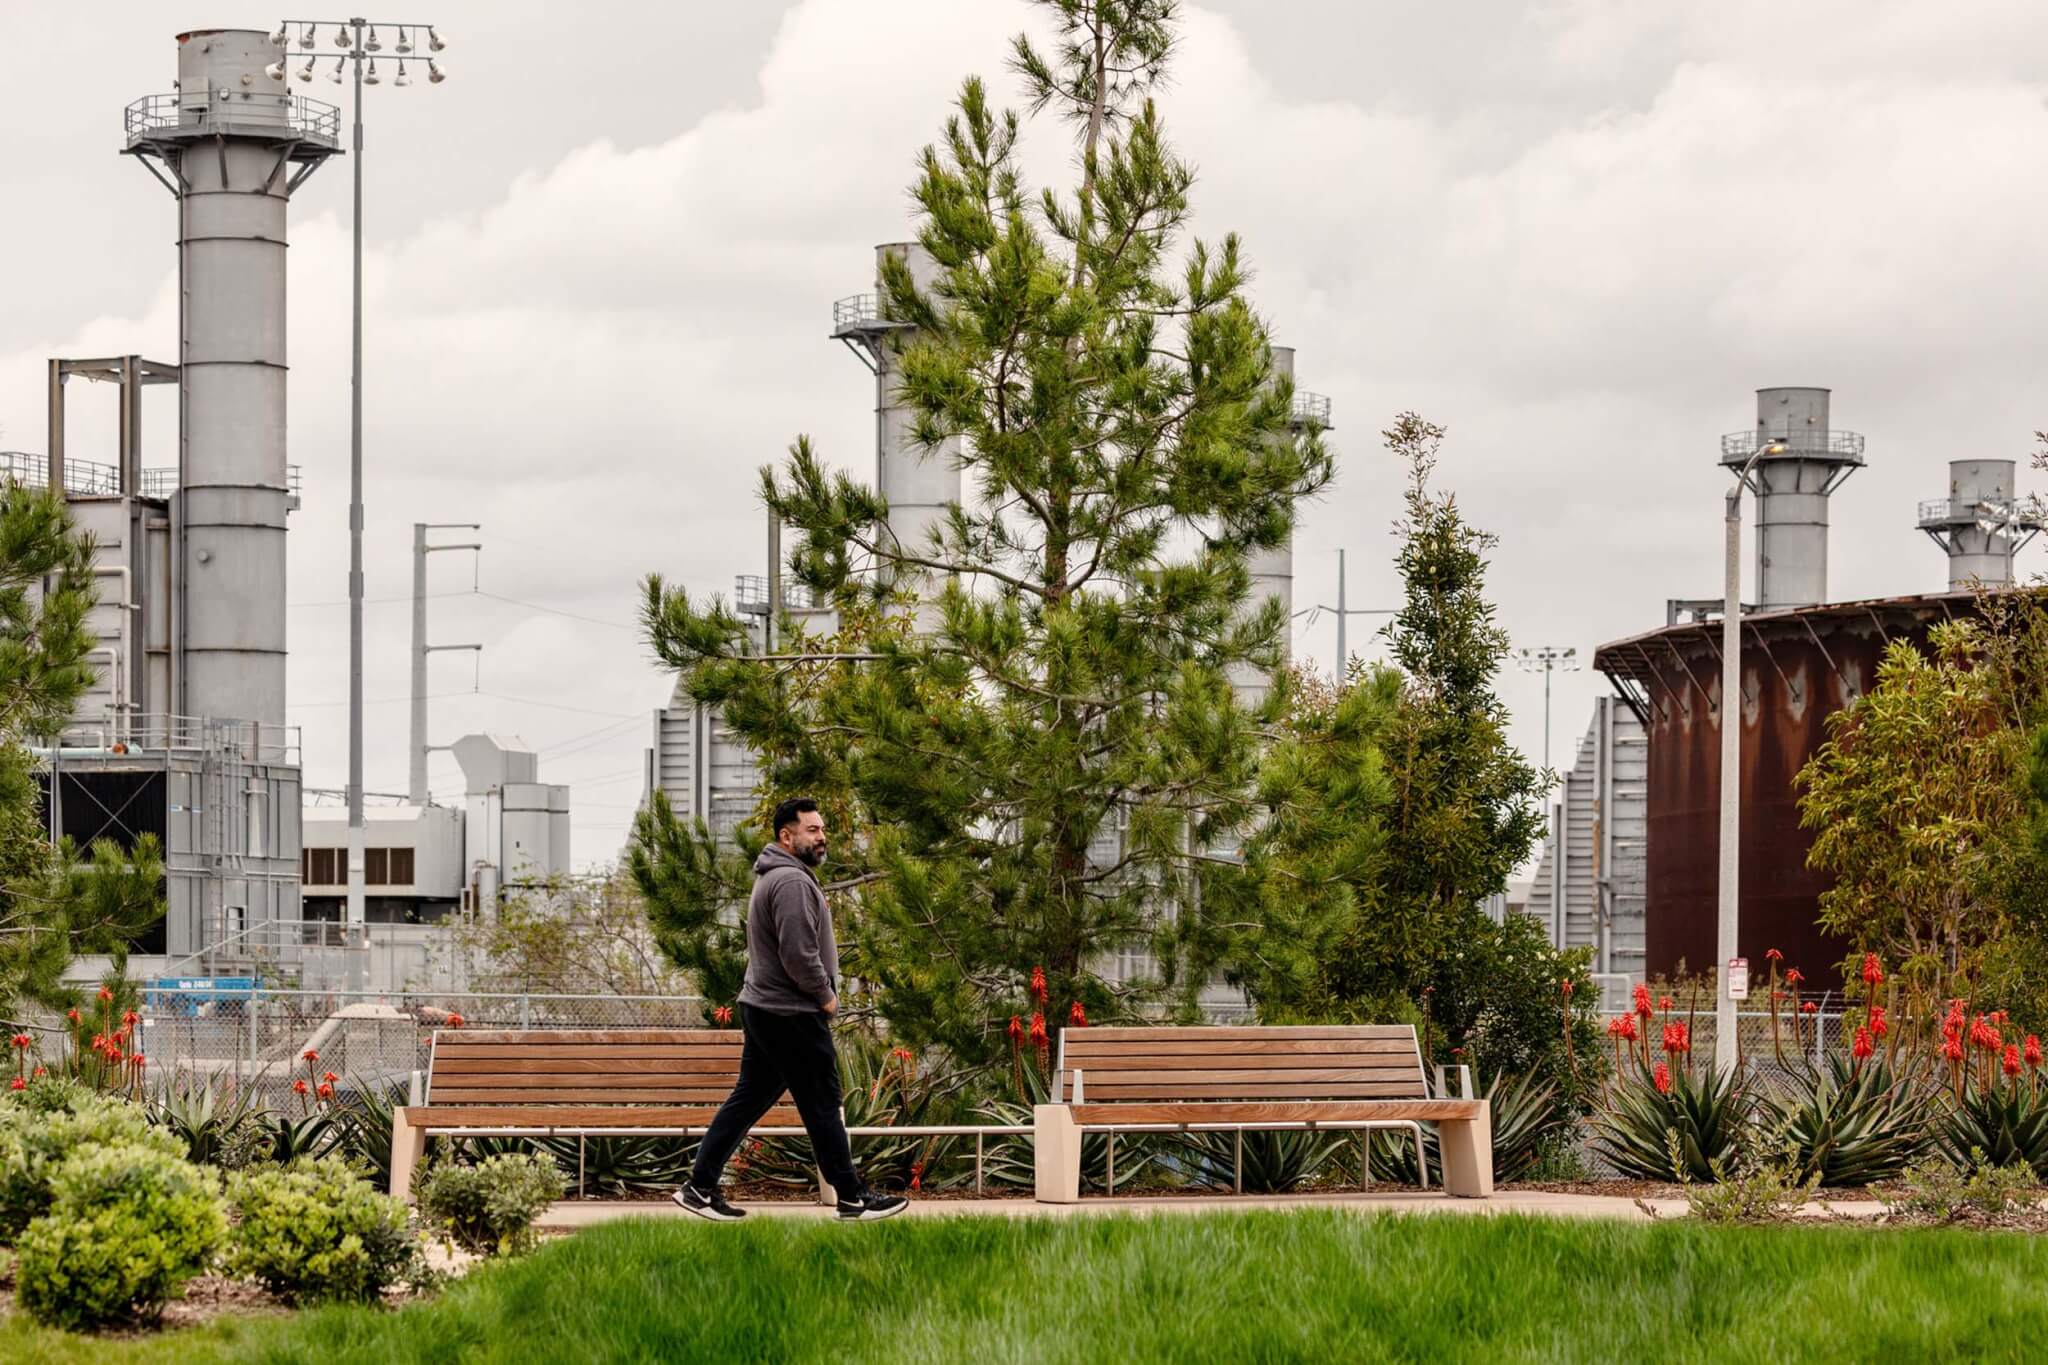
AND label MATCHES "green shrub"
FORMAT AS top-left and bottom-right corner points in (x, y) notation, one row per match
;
(15, 1143), (225, 1330)
(417, 1151), (564, 1257)
(226, 1155), (430, 1303)
(1, 1086), (180, 1240)
(1885, 1152), (2041, 1223)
